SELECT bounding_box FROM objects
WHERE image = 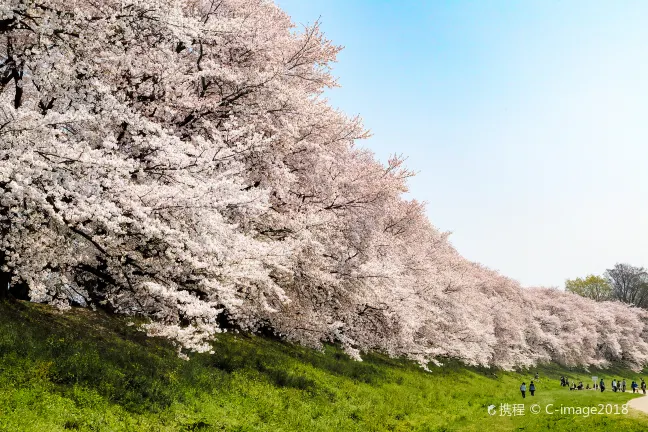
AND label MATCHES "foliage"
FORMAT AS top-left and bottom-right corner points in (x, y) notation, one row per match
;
(3, 301), (648, 432)
(606, 264), (648, 308)
(565, 275), (612, 301)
